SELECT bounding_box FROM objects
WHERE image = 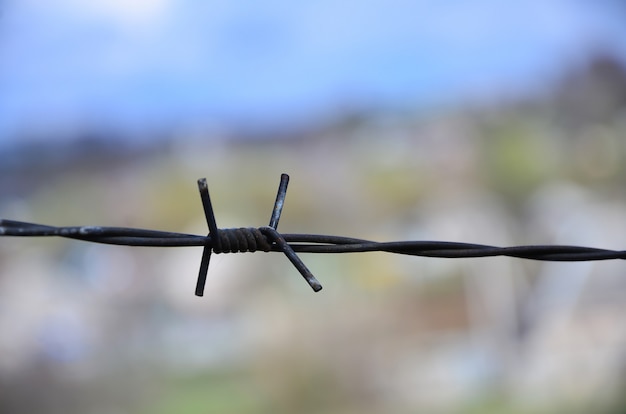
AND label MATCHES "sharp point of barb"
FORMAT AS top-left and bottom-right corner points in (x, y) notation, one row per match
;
(2, 172), (626, 298)
(269, 173), (289, 230)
